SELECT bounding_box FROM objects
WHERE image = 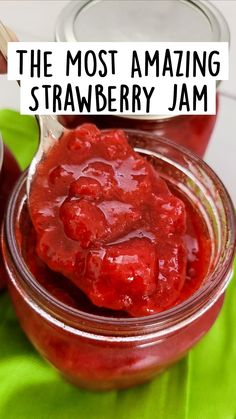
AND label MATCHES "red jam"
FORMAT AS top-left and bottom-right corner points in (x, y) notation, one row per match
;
(28, 124), (210, 317)
(58, 95), (219, 157)
(4, 127), (224, 390)
(0, 146), (20, 289)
